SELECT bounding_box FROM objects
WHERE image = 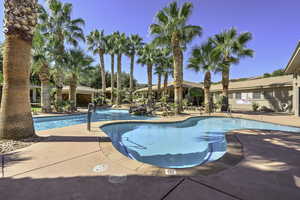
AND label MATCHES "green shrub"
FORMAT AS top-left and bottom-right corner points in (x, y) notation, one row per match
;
(252, 102), (259, 112)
